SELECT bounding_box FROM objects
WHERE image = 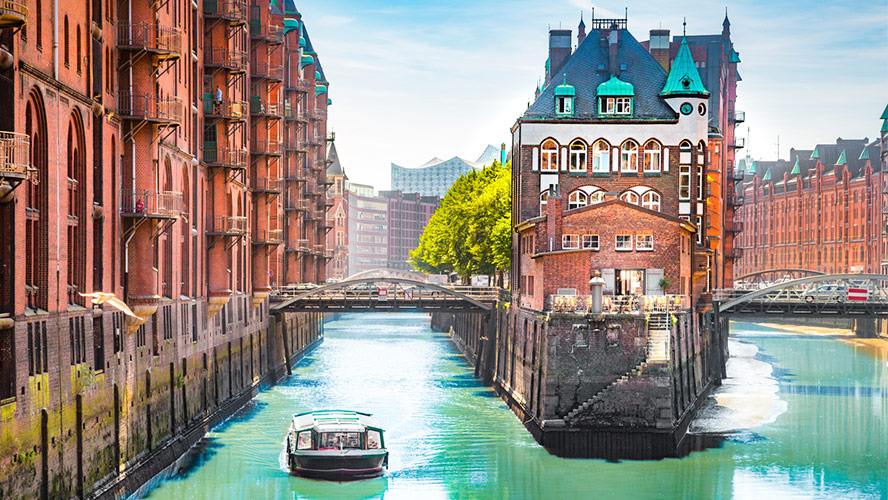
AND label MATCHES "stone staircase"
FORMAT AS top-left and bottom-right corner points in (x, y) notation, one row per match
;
(564, 360), (650, 425)
(647, 313), (670, 363)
